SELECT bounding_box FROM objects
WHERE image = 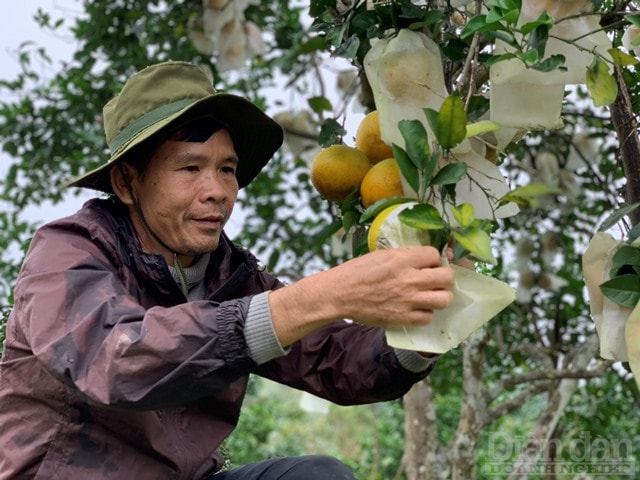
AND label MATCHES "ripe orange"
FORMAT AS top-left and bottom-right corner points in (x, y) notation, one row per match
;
(367, 204), (402, 252)
(367, 201), (447, 252)
(355, 111), (394, 164)
(310, 144), (371, 203)
(360, 157), (404, 208)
